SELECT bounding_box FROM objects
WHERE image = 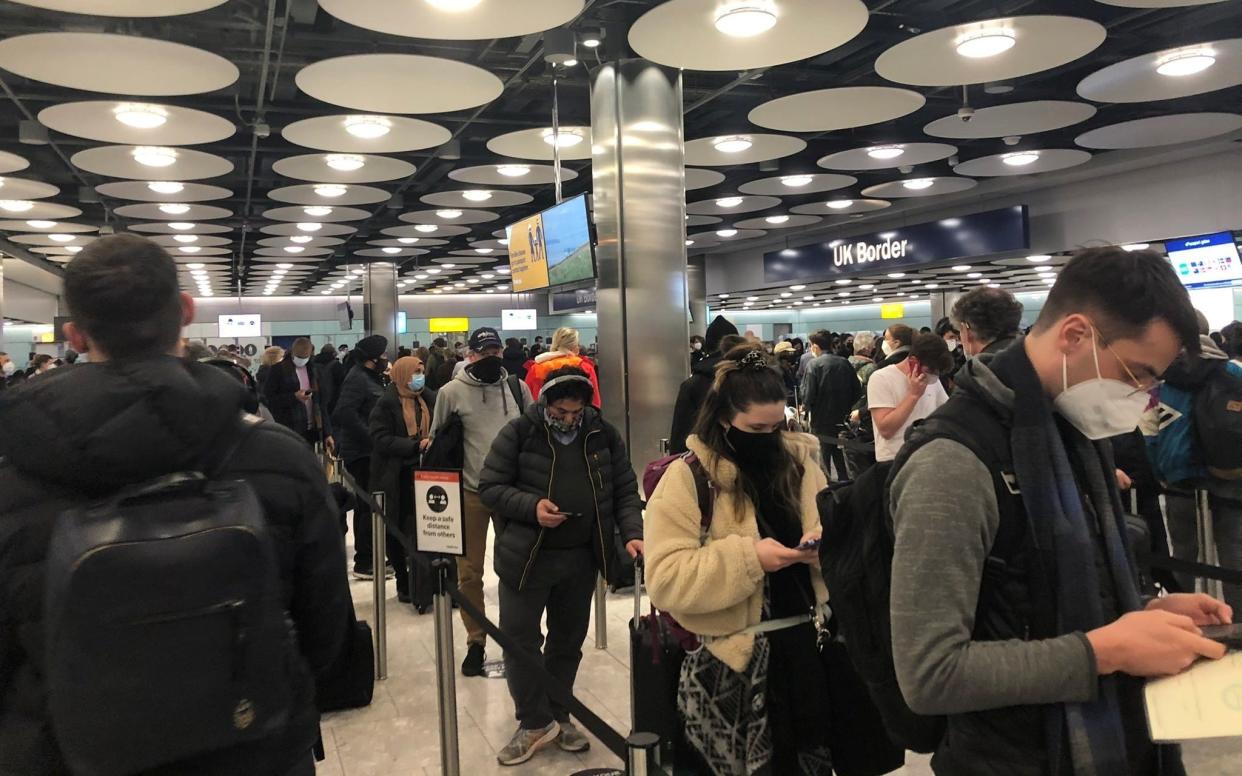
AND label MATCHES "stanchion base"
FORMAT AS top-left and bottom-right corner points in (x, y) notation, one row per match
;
(570, 770), (624, 776)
